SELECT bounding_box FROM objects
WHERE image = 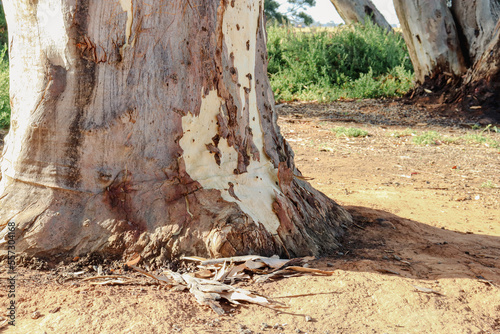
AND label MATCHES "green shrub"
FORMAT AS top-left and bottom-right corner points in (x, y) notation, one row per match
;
(267, 20), (414, 102)
(331, 126), (369, 138)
